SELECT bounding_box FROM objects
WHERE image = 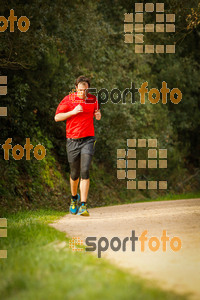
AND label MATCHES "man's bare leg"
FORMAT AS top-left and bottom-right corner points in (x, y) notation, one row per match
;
(70, 176), (79, 196)
(80, 178), (89, 203)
